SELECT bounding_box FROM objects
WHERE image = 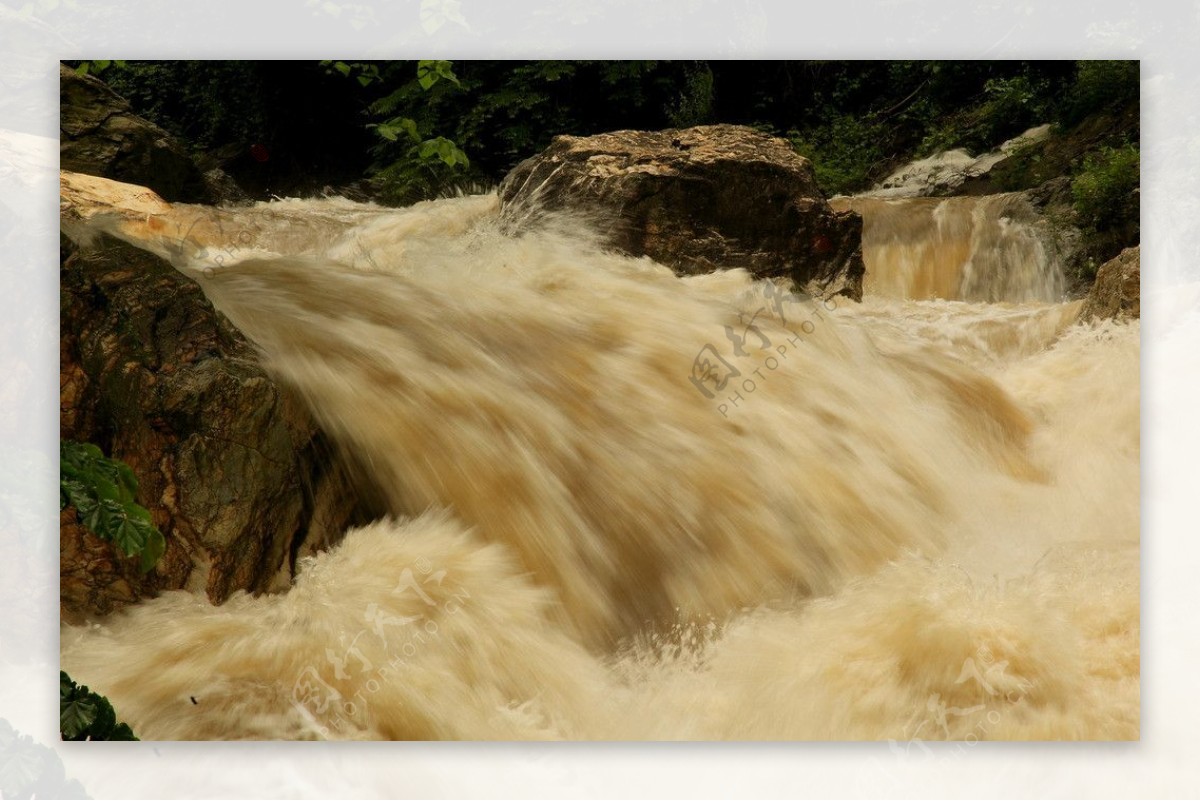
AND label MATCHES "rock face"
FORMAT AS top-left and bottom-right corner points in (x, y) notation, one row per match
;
(499, 124), (865, 300)
(60, 64), (236, 205)
(1079, 246), (1140, 322)
(60, 236), (369, 622)
(60, 67), (368, 621)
